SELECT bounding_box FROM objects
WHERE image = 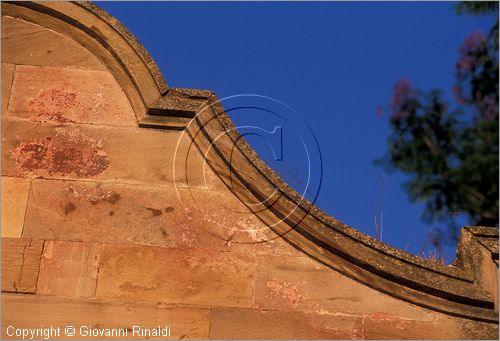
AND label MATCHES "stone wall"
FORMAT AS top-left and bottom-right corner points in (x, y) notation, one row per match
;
(1, 3), (498, 339)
